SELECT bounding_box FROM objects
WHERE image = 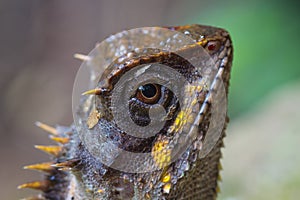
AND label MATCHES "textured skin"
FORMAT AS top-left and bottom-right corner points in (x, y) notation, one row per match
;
(166, 25), (233, 200)
(21, 24), (233, 200)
